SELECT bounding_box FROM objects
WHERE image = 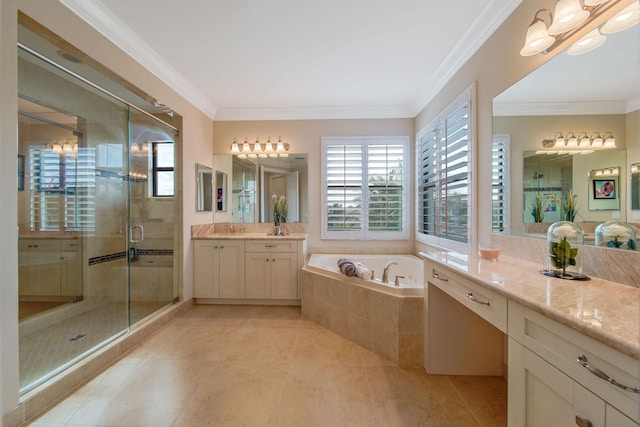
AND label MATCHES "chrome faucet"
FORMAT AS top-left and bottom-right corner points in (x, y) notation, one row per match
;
(382, 261), (398, 283)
